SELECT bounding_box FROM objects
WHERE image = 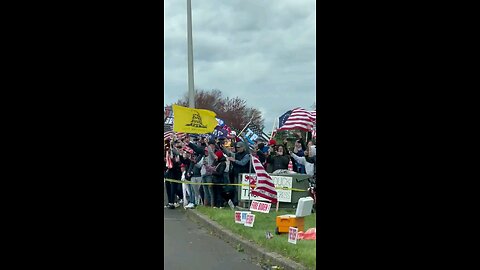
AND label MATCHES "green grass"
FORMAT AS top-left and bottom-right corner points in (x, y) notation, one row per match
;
(196, 206), (316, 270)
